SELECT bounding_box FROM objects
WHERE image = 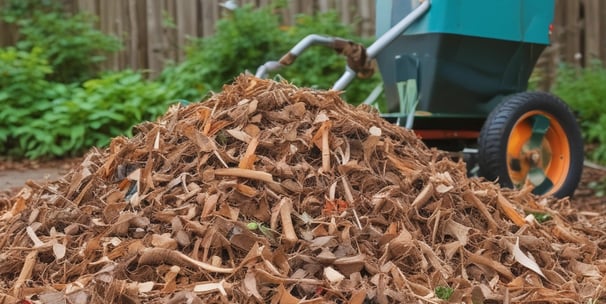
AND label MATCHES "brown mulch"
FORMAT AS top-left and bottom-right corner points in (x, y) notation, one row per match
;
(0, 75), (604, 303)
